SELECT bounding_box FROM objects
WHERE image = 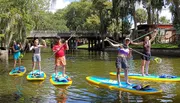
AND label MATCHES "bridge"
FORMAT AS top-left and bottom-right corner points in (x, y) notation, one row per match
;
(27, 31), (106, 51)
(27, 31), (101, 39)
